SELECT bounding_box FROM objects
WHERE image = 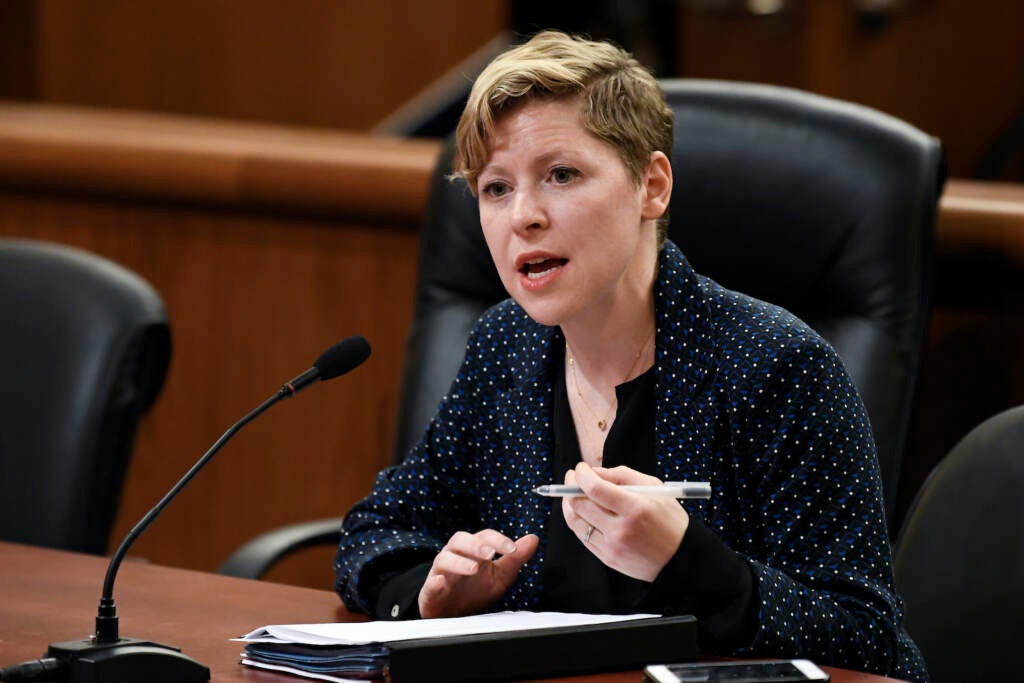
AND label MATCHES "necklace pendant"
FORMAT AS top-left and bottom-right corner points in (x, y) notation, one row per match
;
(597, 419), (607, 431)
